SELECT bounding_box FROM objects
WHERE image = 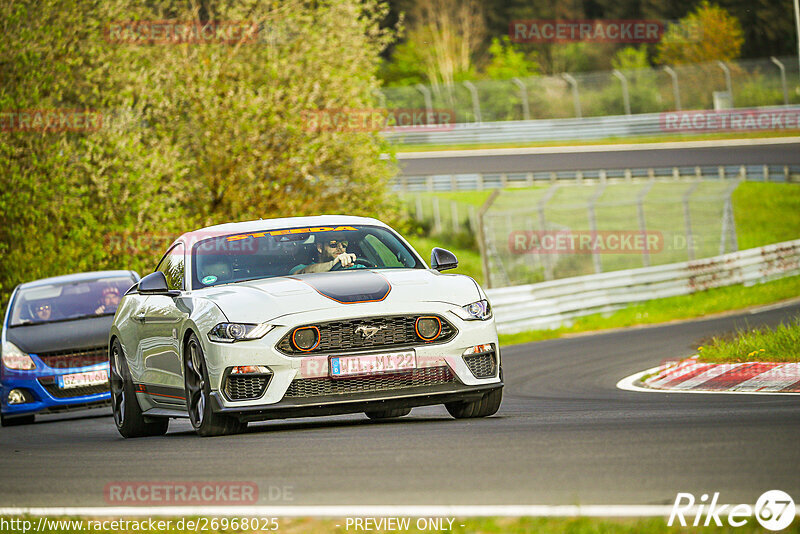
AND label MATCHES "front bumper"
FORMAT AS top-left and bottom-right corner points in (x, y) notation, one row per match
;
(0, 361), (111, 417)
